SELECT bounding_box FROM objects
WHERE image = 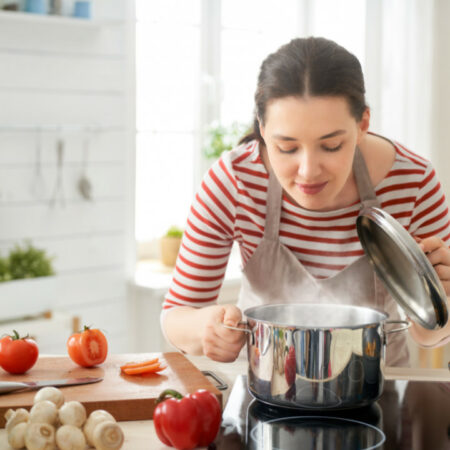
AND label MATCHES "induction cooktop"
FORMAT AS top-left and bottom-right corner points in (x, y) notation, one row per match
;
(214, 375), (450, 450)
